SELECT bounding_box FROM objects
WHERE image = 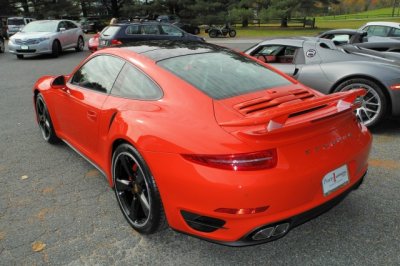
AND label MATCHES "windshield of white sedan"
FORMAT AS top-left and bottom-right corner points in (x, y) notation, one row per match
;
(22, 21), (57, 33)
(157, 52), (292, 99)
